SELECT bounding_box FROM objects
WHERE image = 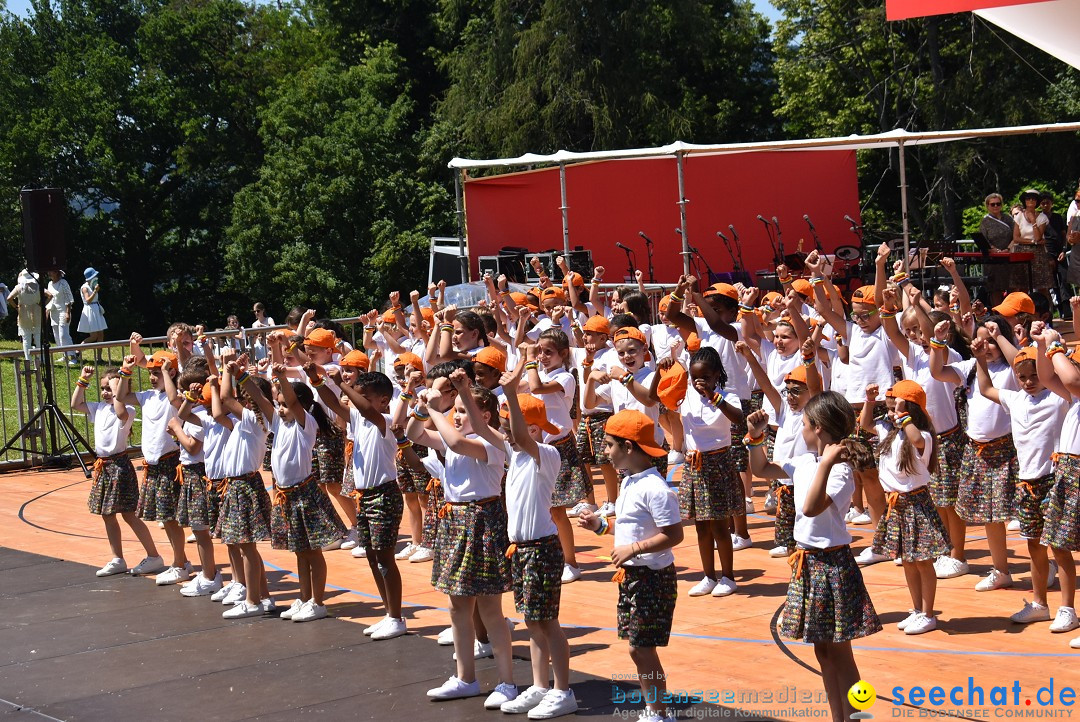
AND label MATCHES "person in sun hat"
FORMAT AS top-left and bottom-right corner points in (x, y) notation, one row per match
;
(1012, 188), (1052, 299)
(77, 266), (108, 343)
